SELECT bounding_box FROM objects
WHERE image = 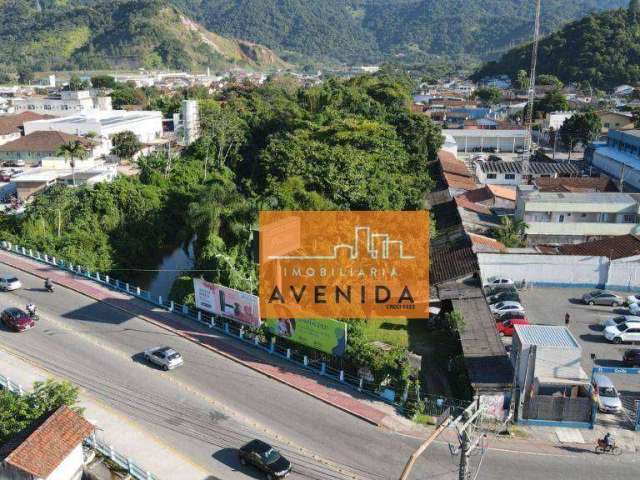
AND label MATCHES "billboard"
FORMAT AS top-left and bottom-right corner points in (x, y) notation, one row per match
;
(193, 278), (261, 327)
(260, 211), (429, 319)
(264, 317), (348, 357)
